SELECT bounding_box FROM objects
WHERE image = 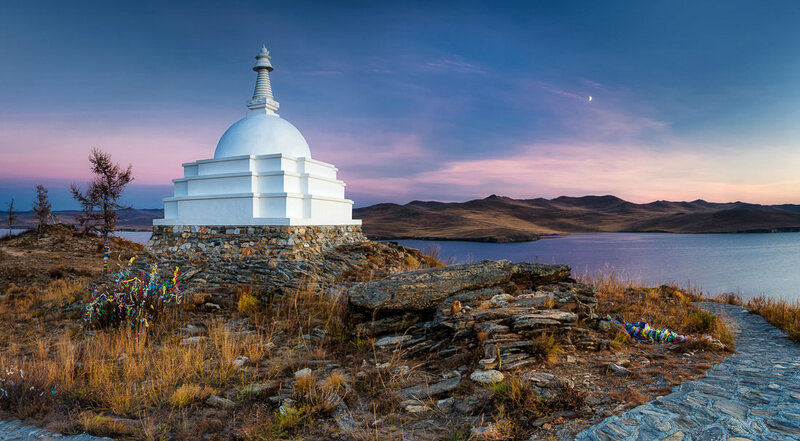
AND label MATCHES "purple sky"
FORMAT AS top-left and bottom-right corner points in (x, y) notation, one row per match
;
(2, 1), (800, 210)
